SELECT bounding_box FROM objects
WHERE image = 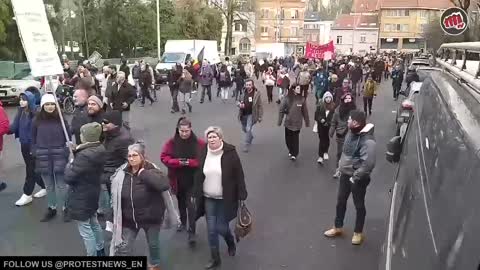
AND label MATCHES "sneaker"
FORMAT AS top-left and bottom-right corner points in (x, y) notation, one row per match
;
(0, 182), (6, 192)
(352, 233), (364, 245)
(106, 221), (114, 232)
(317, 157), (324, 164)
(333, 169), (341, 179)
(177, 224), (186, 232)
(290, 156), (296, 161)
(288, 153), (292, 158)
(323, 153), (329, 160)
(40, 208), (57, 222)
(324, 227), (343, 238)
(15, 194), (33, 206)
(33, 189), (47, 198)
